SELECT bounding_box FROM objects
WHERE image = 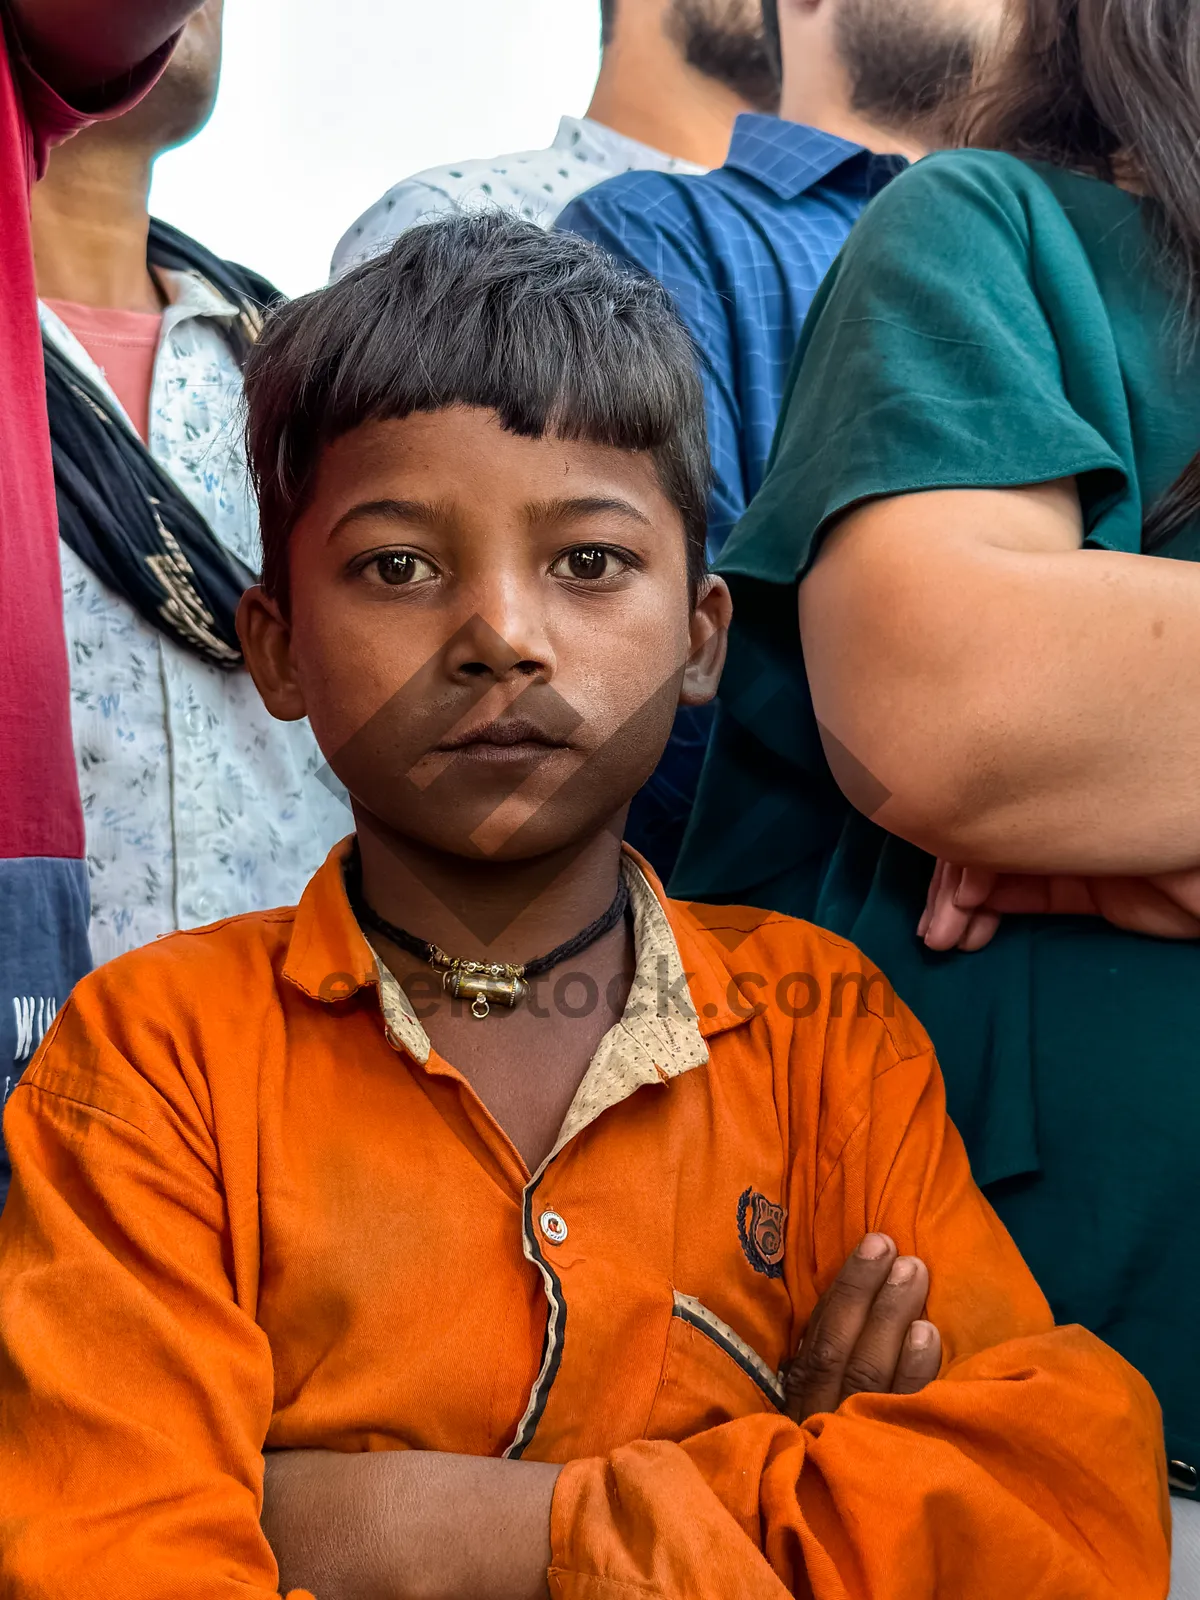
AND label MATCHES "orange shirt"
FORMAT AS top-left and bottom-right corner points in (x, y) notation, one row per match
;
(0, 843), (1169, 1598)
